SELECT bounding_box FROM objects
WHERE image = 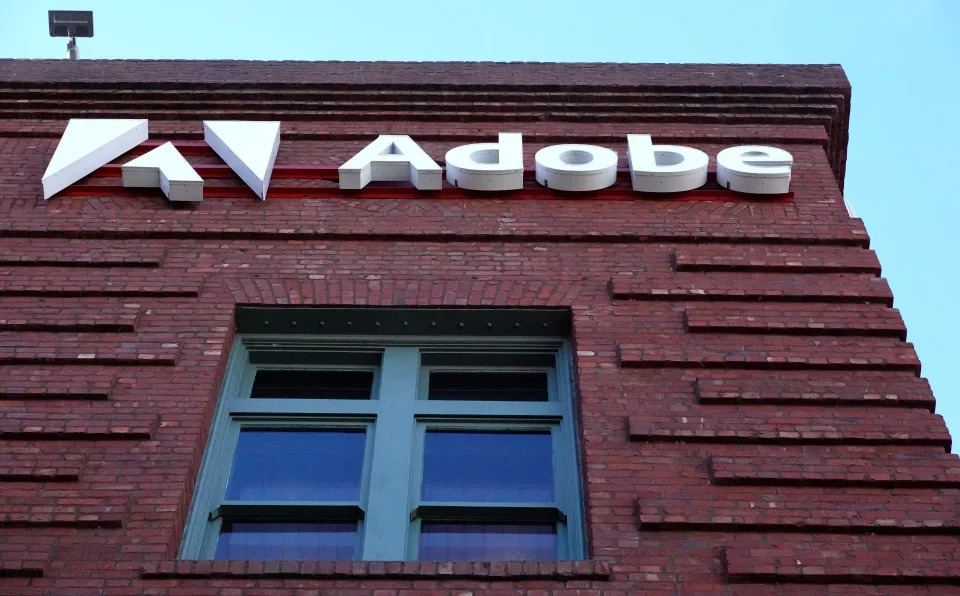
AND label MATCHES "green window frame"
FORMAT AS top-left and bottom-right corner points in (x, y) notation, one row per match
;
(180, 329), (585, 561)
